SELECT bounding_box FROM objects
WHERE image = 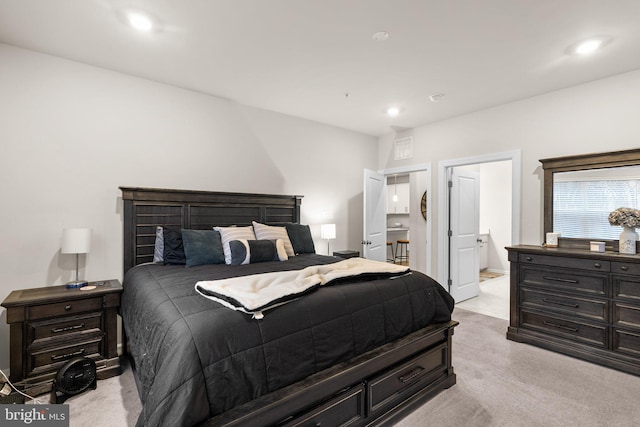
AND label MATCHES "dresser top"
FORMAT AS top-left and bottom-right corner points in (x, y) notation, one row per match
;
(506, 245), (640, 263)
(1, 279), (122, 308)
